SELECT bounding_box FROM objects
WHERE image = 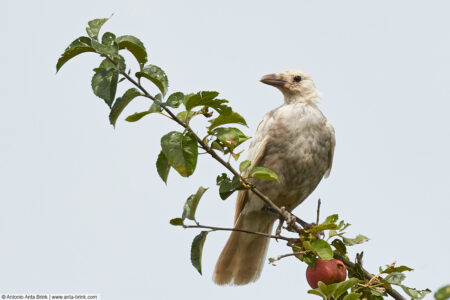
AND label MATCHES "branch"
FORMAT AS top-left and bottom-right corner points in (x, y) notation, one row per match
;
(334, 253), (406, 300)
(269, 251), (310, 264)
(182, 223), (296, 242)
(118, 68), (307, 233)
